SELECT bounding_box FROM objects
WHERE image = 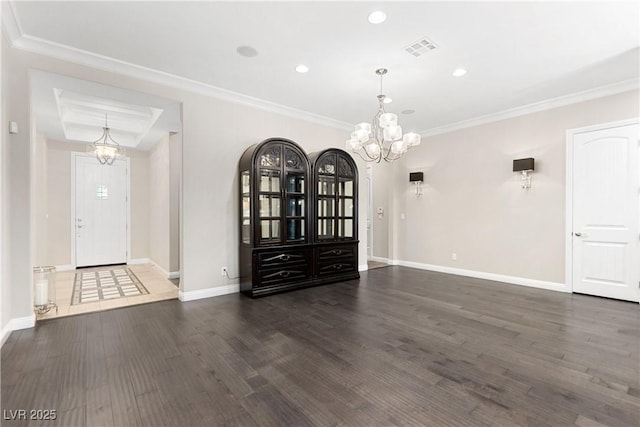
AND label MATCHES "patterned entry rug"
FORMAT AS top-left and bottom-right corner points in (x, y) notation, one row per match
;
(72, 267), (149, 305)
